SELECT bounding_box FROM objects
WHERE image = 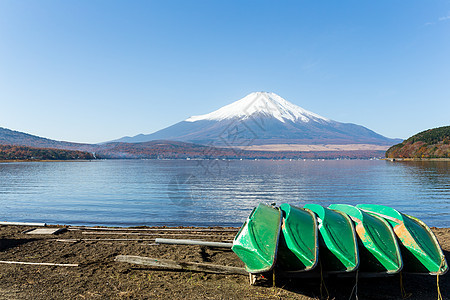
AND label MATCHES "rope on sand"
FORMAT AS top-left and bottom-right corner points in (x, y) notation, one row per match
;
(437, 255), (445, 300)
(348, 269), (358, 300)
(399, 272), (411, 299)
(319, 258), (329, 300)
(437, 273), (442, 300)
